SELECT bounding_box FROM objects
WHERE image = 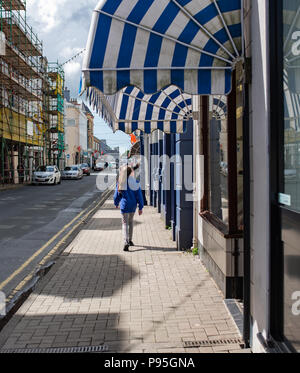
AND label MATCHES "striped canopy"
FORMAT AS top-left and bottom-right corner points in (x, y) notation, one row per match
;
(129, 141), (141, 157)
(82, 0), (243, 96)
(212, 96), (227, 120)
(87, 85), (193, 134)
